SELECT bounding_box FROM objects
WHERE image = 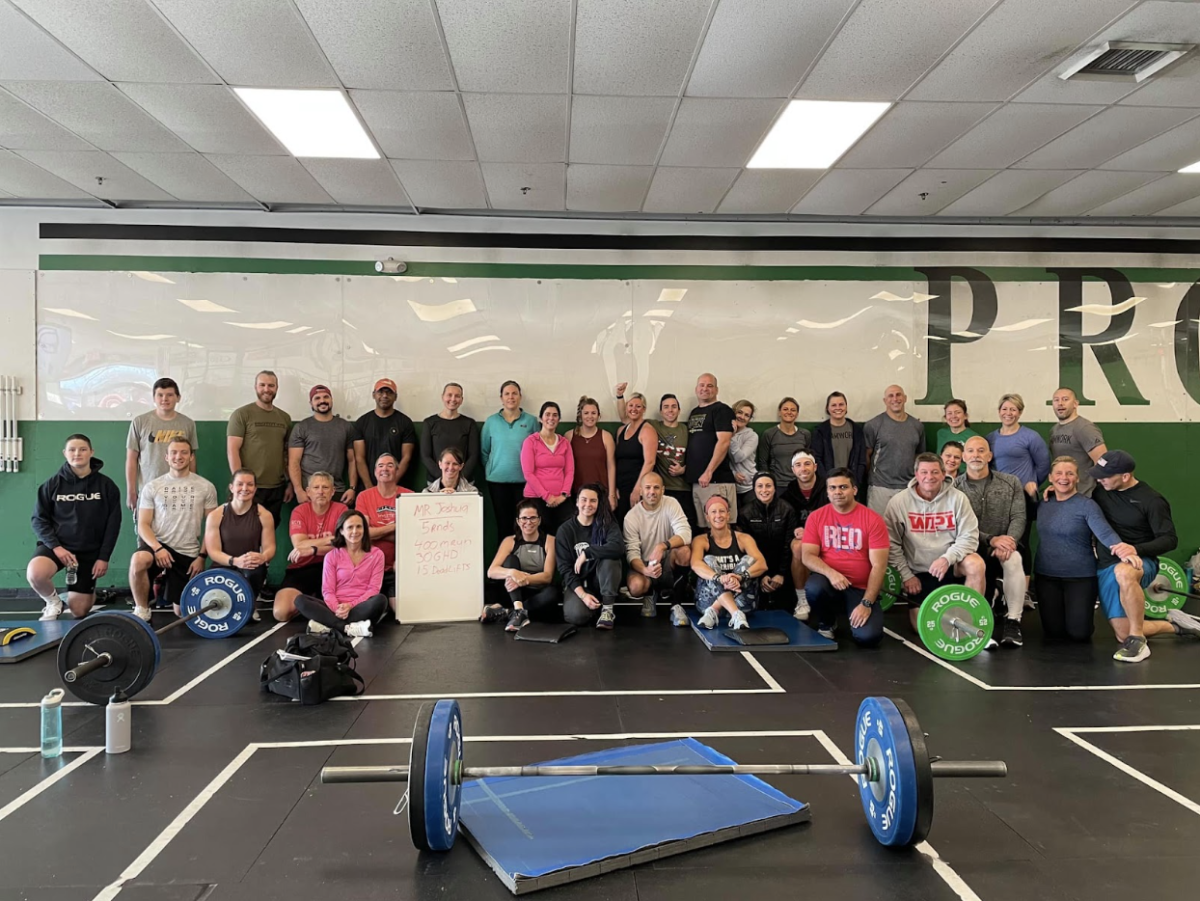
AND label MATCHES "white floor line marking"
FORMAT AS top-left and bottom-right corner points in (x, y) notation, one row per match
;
(331, 688), (781, 701)
(1056, 728), (1200, 817)
(0, 623), (287, 709)
(1064, 724), (1200, 734)
(0, 747), (102, 824)
(0, 746), (103, 753)
(812, 729), (978, 901)
(740, 651), (786, 692)
(883, 628), (993, 690)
